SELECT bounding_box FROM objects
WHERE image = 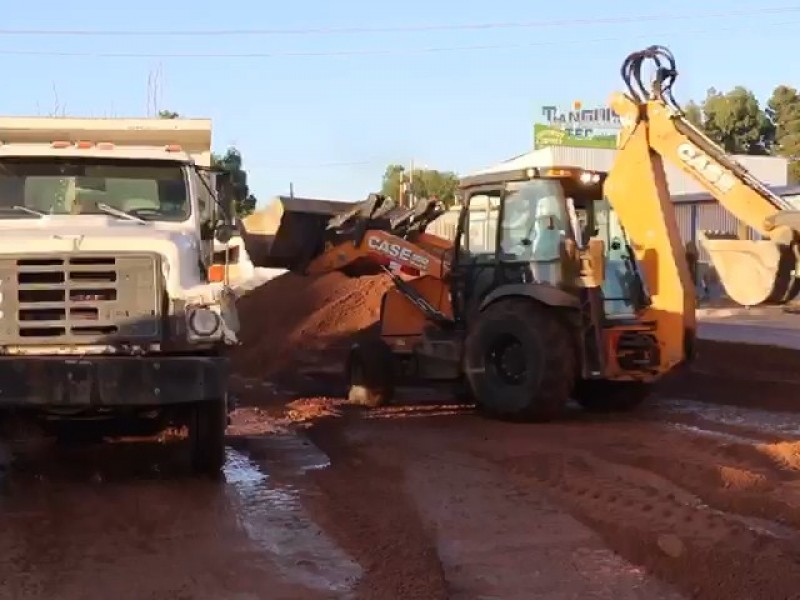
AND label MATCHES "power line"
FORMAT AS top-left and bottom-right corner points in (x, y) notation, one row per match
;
(0, 19), (795, 59)
(0, 6), (797, 36)
(248, 160), (384, 170)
